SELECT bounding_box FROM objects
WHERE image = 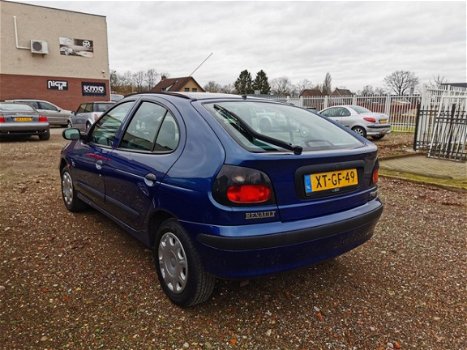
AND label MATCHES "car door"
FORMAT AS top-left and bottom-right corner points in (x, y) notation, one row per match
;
(37, 101), (68, 126)
(331, 107), (352, 127)
(70, 101), (136, 206)
(104, 100), (183, 230)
